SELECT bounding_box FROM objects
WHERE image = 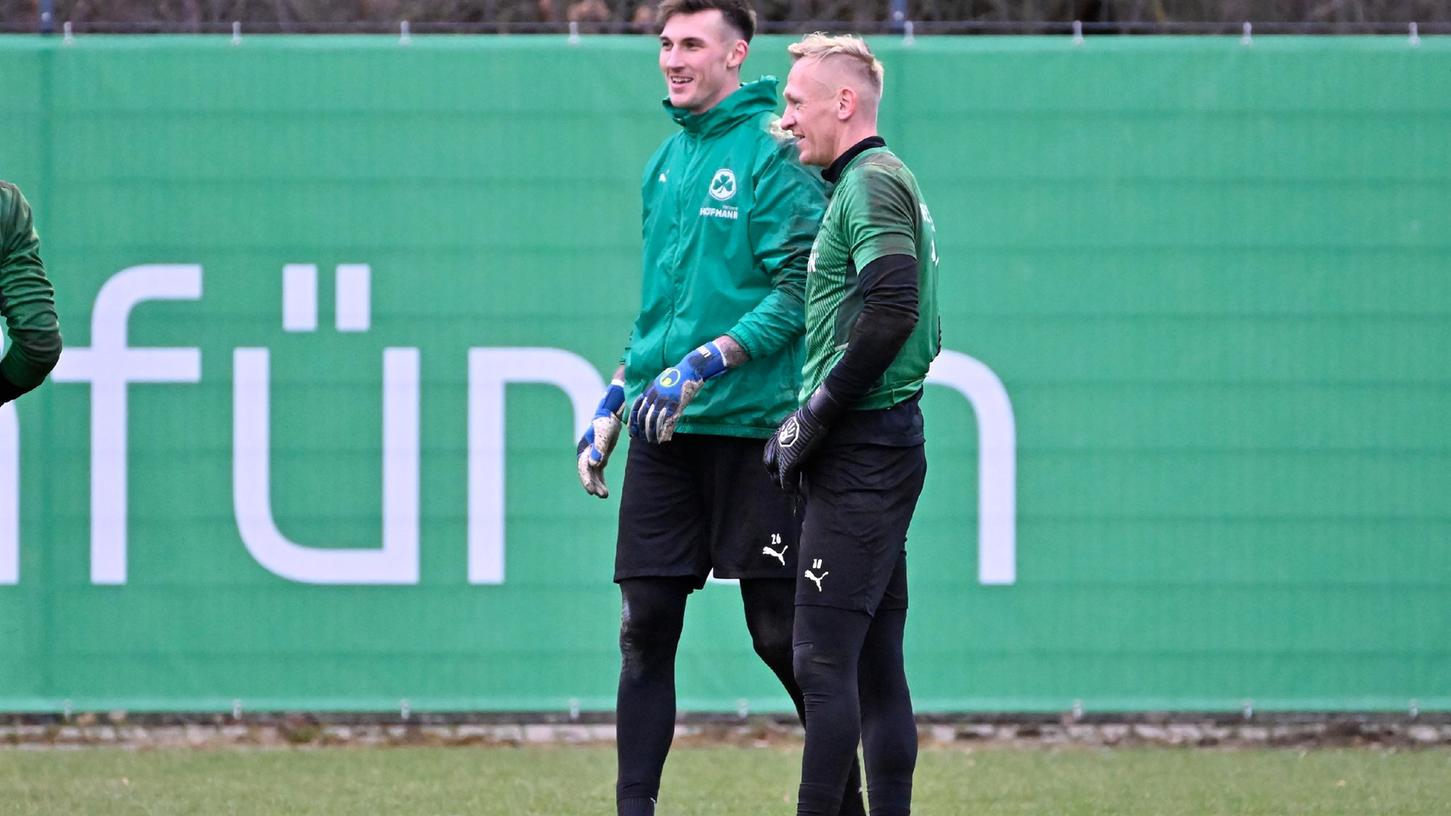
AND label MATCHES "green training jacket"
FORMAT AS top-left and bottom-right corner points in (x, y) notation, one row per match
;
(0, 182), (61, 400)
(626, 78), (827, 438)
